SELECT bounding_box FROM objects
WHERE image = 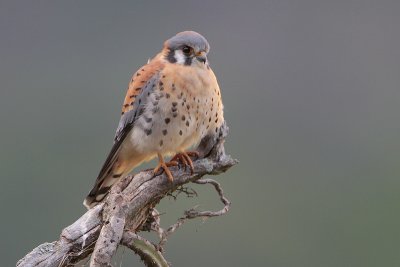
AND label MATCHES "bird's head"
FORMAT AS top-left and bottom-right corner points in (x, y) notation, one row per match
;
(163, 31), (210, 68)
